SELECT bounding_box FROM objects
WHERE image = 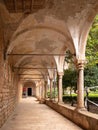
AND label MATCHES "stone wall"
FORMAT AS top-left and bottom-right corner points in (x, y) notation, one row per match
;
(46, 100), (98, 130)
(0, 20), (18, 128)
(0, 62), (18, 128)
